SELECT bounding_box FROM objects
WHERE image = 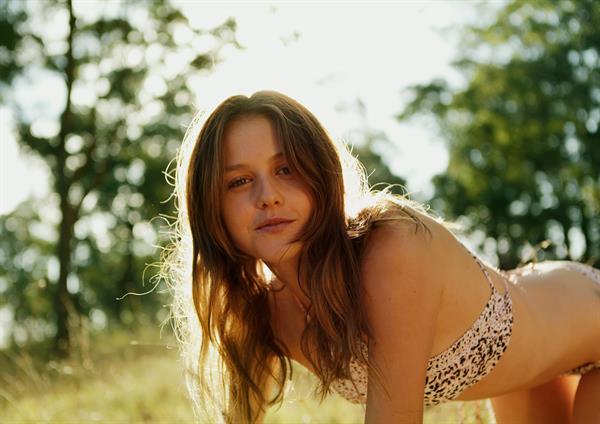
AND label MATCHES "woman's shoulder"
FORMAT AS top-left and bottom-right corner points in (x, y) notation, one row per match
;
(361, 203), (453, 259)
(359, 211), (452, 291)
